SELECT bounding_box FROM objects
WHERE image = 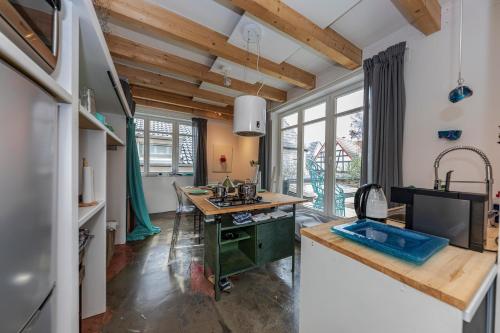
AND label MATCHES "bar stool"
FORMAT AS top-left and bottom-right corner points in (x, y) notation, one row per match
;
(169, 181), (200, 262)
